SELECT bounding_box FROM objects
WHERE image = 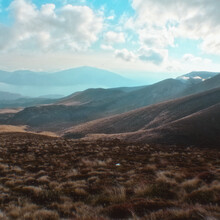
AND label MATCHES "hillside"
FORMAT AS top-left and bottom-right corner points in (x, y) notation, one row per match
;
(0, 91), (63, 109)
(58, 74), (220, 112)
(0, 97), (57, 109)
(0, 91), (24, 101)
(57, 88), (126, 106)
(64, 88), (220, 147)
(2, 79), (188, 131)
(143, 103), (220, 146)
(0, 133), (219, 219)
(107, 79), (188, 113)
(3, 72), (220, 132)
